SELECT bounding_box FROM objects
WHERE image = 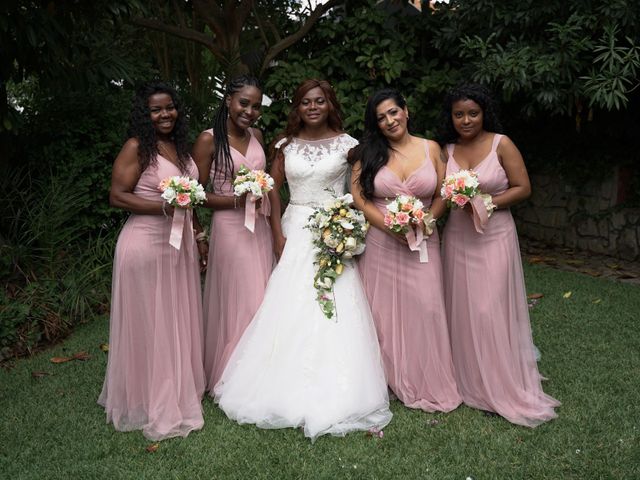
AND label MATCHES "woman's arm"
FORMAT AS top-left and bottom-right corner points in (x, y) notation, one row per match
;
(491, 135), (531, 209)
(109, 139), (169, 215)
(269, 148), (287, 260)
(192, 130), (247, 210)
(427, 140), (447, 220)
